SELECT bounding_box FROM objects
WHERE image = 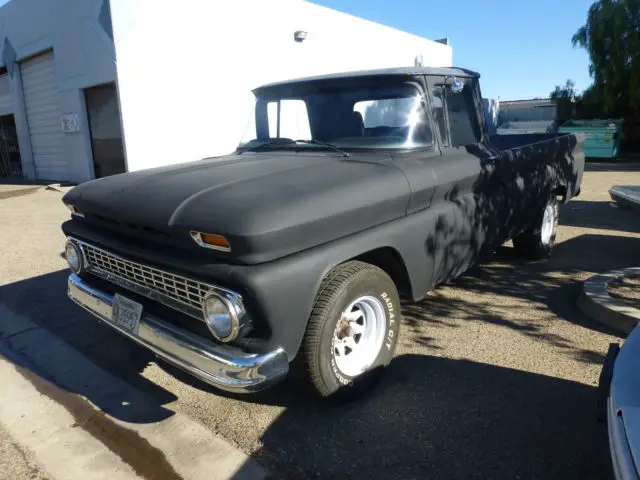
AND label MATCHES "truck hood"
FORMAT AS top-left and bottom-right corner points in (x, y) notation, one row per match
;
(64, 151), (411, 263)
